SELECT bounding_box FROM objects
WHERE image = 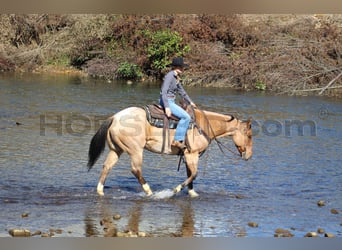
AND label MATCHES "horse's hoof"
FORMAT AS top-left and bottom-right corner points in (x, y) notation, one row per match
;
(142, 183), (153, 196)
(97, 183), (104, 196)
(188, 189), (199, 198)
(97, 190), (105, 196)
(173, 184), (182, 194)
